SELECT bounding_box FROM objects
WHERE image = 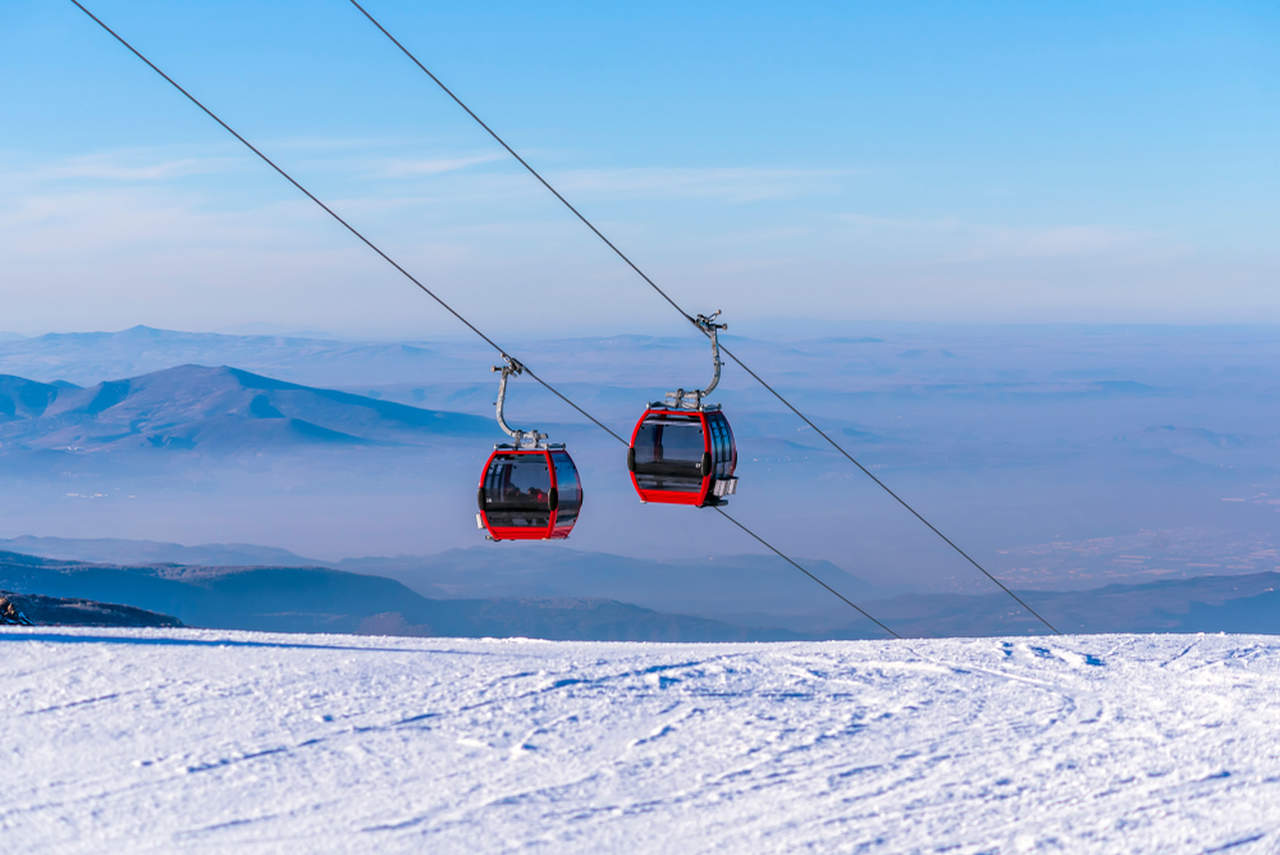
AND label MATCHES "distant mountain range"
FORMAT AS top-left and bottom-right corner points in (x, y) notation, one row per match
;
(0, 325), (464, 387)
(3, 538), (1280, 640)
(0, 535), (322, 568)
(2, 323), (1278, 597)
(0, 536), (898, 626)
(0, 326), (744, 391)
(839, 571), (1280, 637)
(0, 551), (801, 642)
(335, 547), (895, 627)
(0, 364), (493, 454)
